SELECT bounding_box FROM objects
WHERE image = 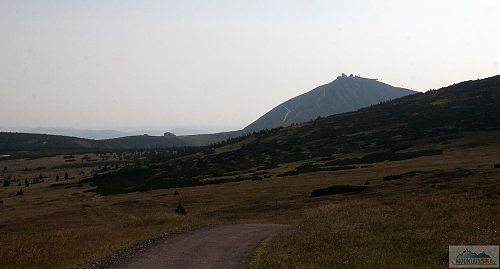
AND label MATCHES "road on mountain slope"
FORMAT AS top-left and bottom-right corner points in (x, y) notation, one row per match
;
(280, 105), (292, 123)
(108, 224), (284, 269)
